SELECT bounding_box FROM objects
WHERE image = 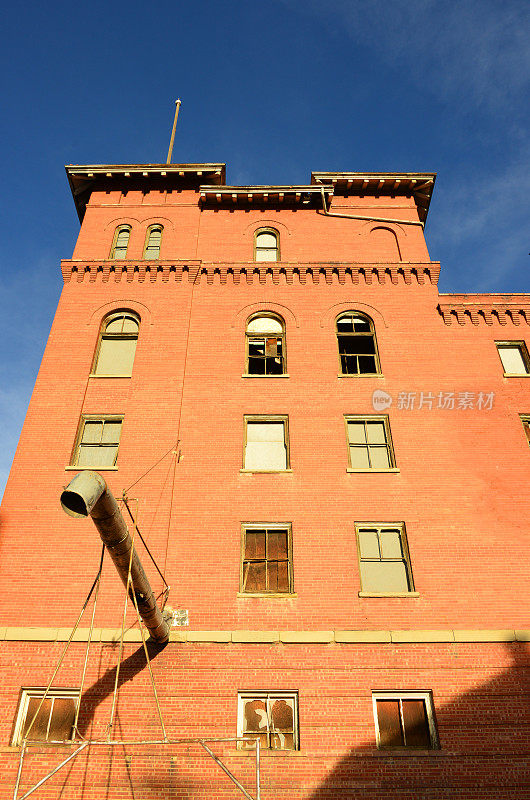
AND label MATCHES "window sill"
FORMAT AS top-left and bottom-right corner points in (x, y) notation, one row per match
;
(242, 374), (290, 379)
(338, 374), (384, 378)
(240, 469), (293, 474)
(346, 468), (400, 473)
(230, 749), (302, 757)
(237, 592), (297, 598)
(503, 373), (530, 378)
(374, 748), (439, 756)
(65, 466), (119, 471)
(359, 592), (419, 598)
(88, 374), (132, 379)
